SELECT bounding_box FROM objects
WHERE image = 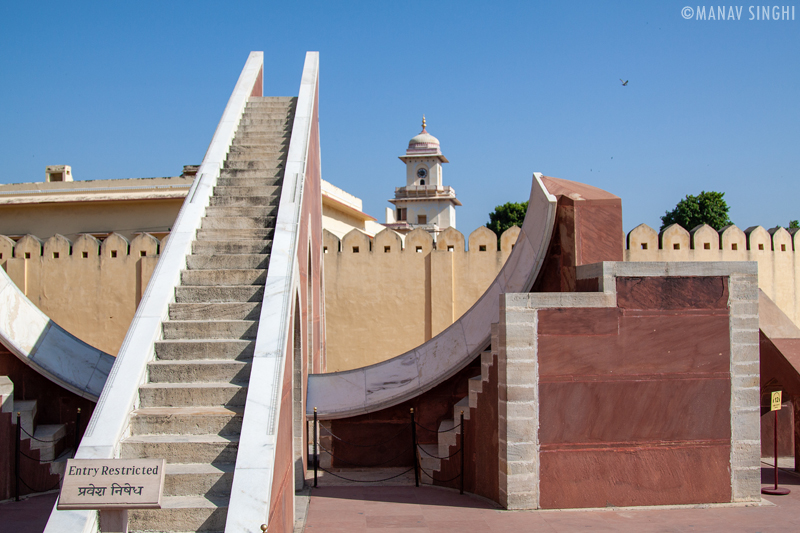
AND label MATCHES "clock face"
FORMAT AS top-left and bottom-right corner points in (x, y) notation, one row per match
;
(417, 167), (428, 179)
